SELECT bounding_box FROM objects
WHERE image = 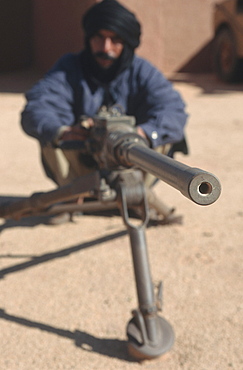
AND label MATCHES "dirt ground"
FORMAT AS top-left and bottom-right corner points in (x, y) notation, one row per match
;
(0, 71), (242, 370)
